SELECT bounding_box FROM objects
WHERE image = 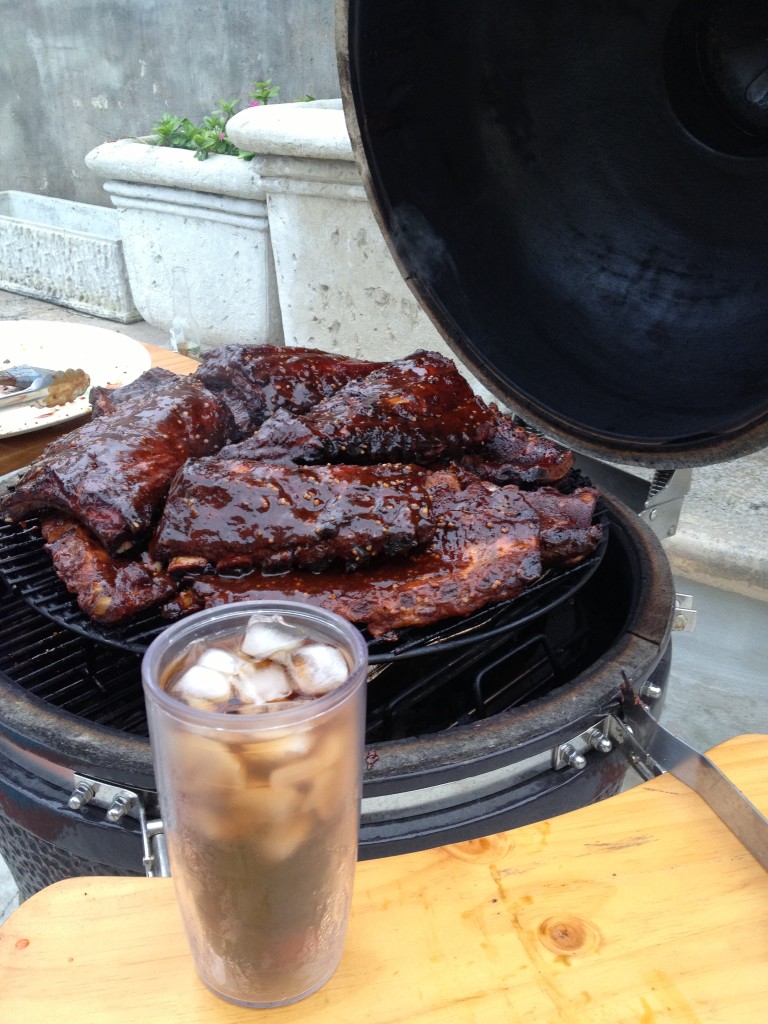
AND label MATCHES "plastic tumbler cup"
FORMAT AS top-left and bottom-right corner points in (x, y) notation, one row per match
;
(141, 599), (368, 1008)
